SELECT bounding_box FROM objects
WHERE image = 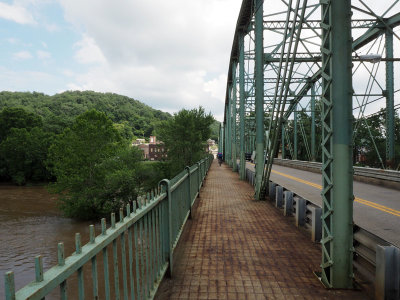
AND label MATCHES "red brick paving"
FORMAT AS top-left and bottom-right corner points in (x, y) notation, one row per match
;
(155, 161), (370, 299)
